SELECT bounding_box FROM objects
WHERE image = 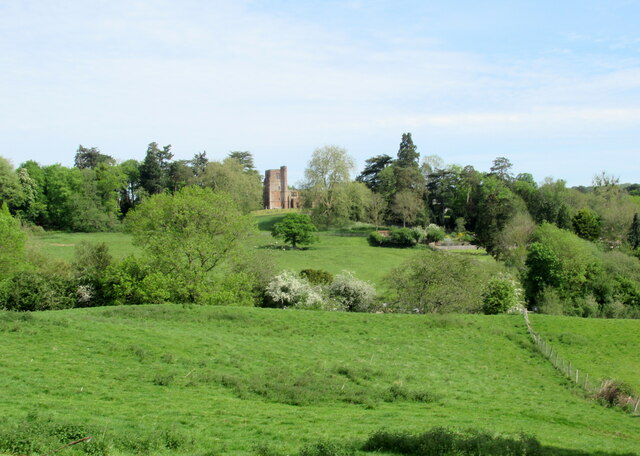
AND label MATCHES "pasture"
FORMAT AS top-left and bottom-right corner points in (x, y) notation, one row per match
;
(1, 306), (639, 455)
